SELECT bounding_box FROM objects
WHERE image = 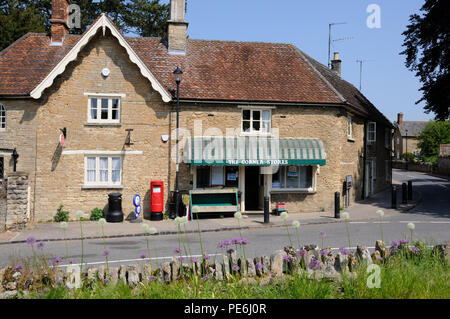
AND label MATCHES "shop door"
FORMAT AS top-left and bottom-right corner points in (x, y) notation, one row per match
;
(245, 166), (260, 210)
